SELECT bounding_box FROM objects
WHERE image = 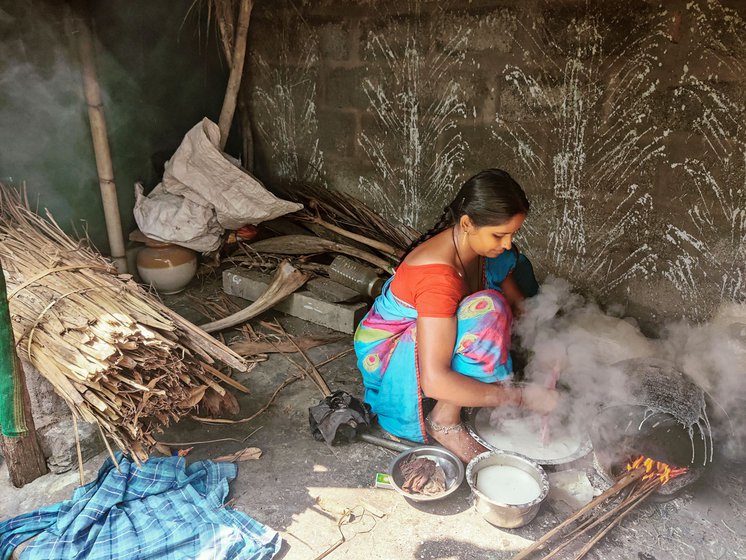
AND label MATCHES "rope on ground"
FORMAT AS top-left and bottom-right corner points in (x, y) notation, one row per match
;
(313, 504), (381, 560)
